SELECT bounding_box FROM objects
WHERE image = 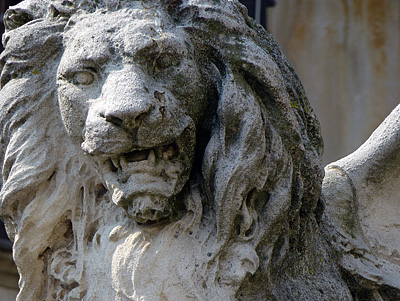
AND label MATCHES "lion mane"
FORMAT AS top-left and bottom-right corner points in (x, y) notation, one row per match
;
(0, 1), (343, 300)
